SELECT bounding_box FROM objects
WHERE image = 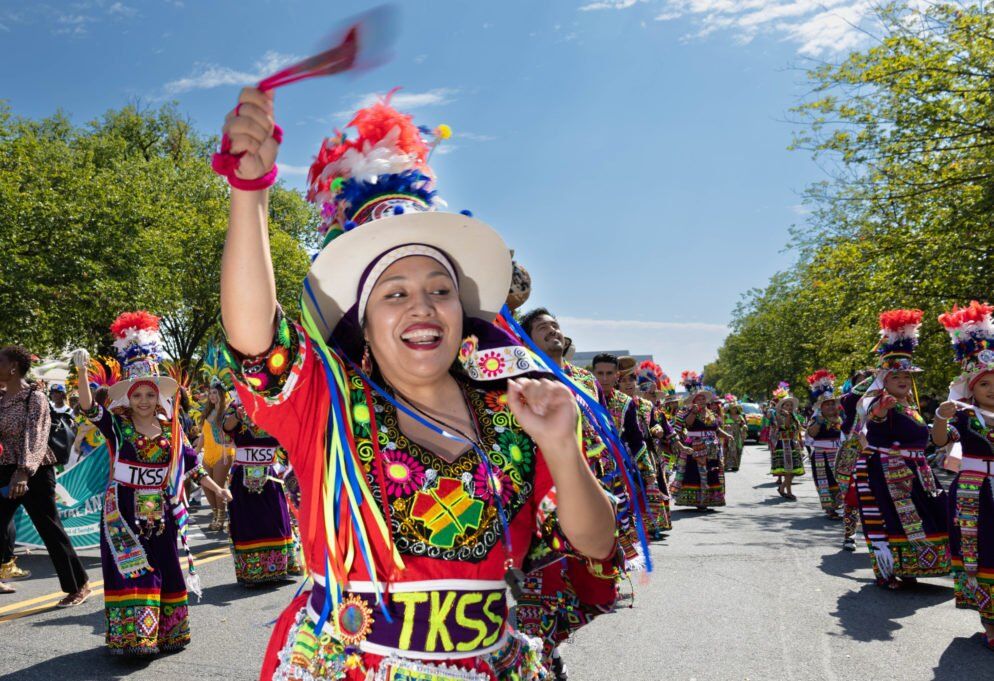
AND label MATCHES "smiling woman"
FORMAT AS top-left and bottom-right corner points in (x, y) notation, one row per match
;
(216, 90), (618, 680)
